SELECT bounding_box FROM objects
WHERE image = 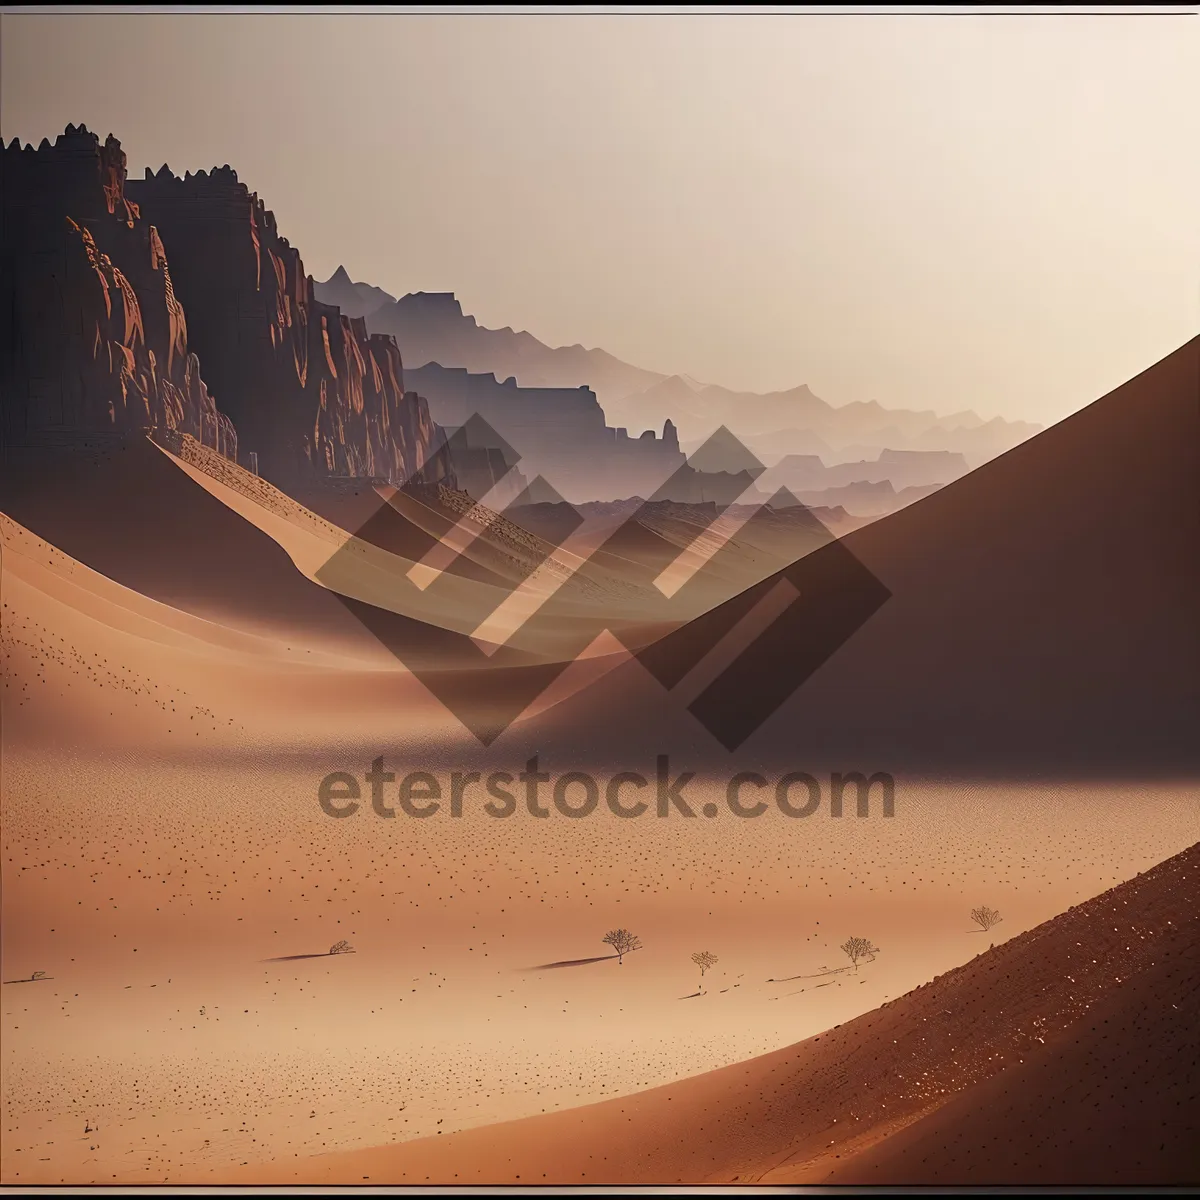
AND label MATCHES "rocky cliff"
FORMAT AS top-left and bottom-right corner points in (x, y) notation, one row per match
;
(0, 124), (236, 458)
(127, 164), (442, 489)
